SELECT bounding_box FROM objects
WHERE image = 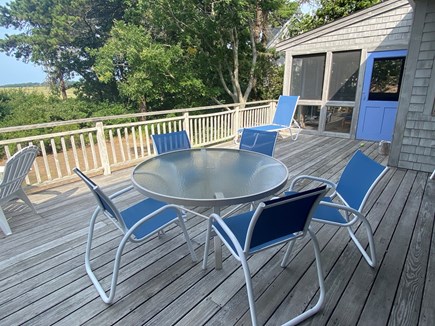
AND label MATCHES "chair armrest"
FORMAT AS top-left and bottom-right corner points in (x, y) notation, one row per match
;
(290, 175), (337, 194)
(108, 185), (135, 200)
(318, 200), (363, 226)
(209, 213), (245, 256)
